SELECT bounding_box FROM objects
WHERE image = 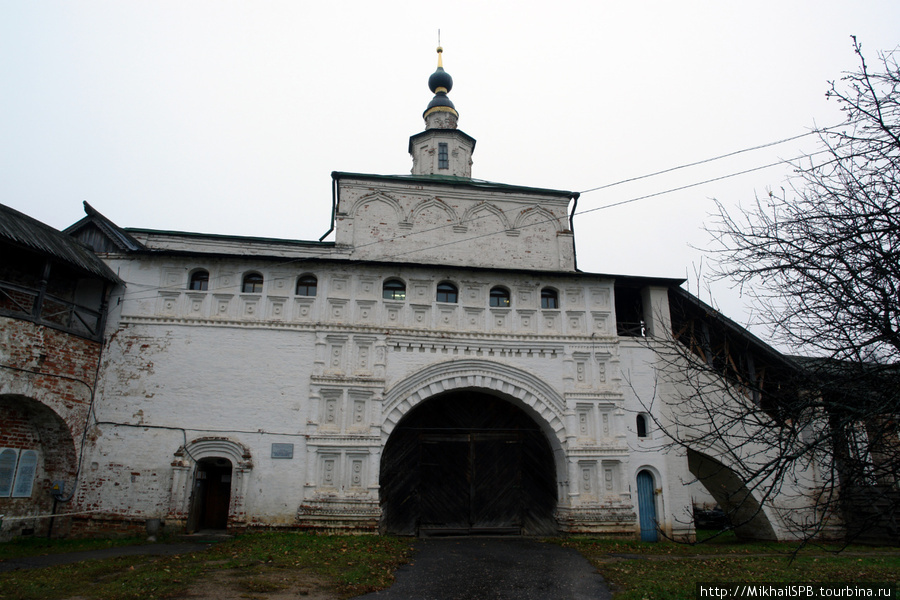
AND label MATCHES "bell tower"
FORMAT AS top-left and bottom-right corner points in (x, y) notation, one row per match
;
(409, 47), (476, 178)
